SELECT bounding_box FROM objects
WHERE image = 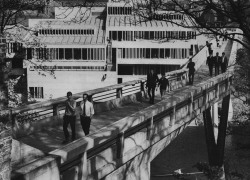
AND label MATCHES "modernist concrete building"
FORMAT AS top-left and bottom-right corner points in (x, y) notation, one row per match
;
(11, 0), (206, 100)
